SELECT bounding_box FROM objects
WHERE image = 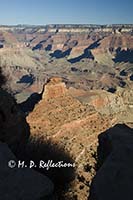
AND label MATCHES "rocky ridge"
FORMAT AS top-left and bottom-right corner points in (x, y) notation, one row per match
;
(27, 77), (133, 199)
